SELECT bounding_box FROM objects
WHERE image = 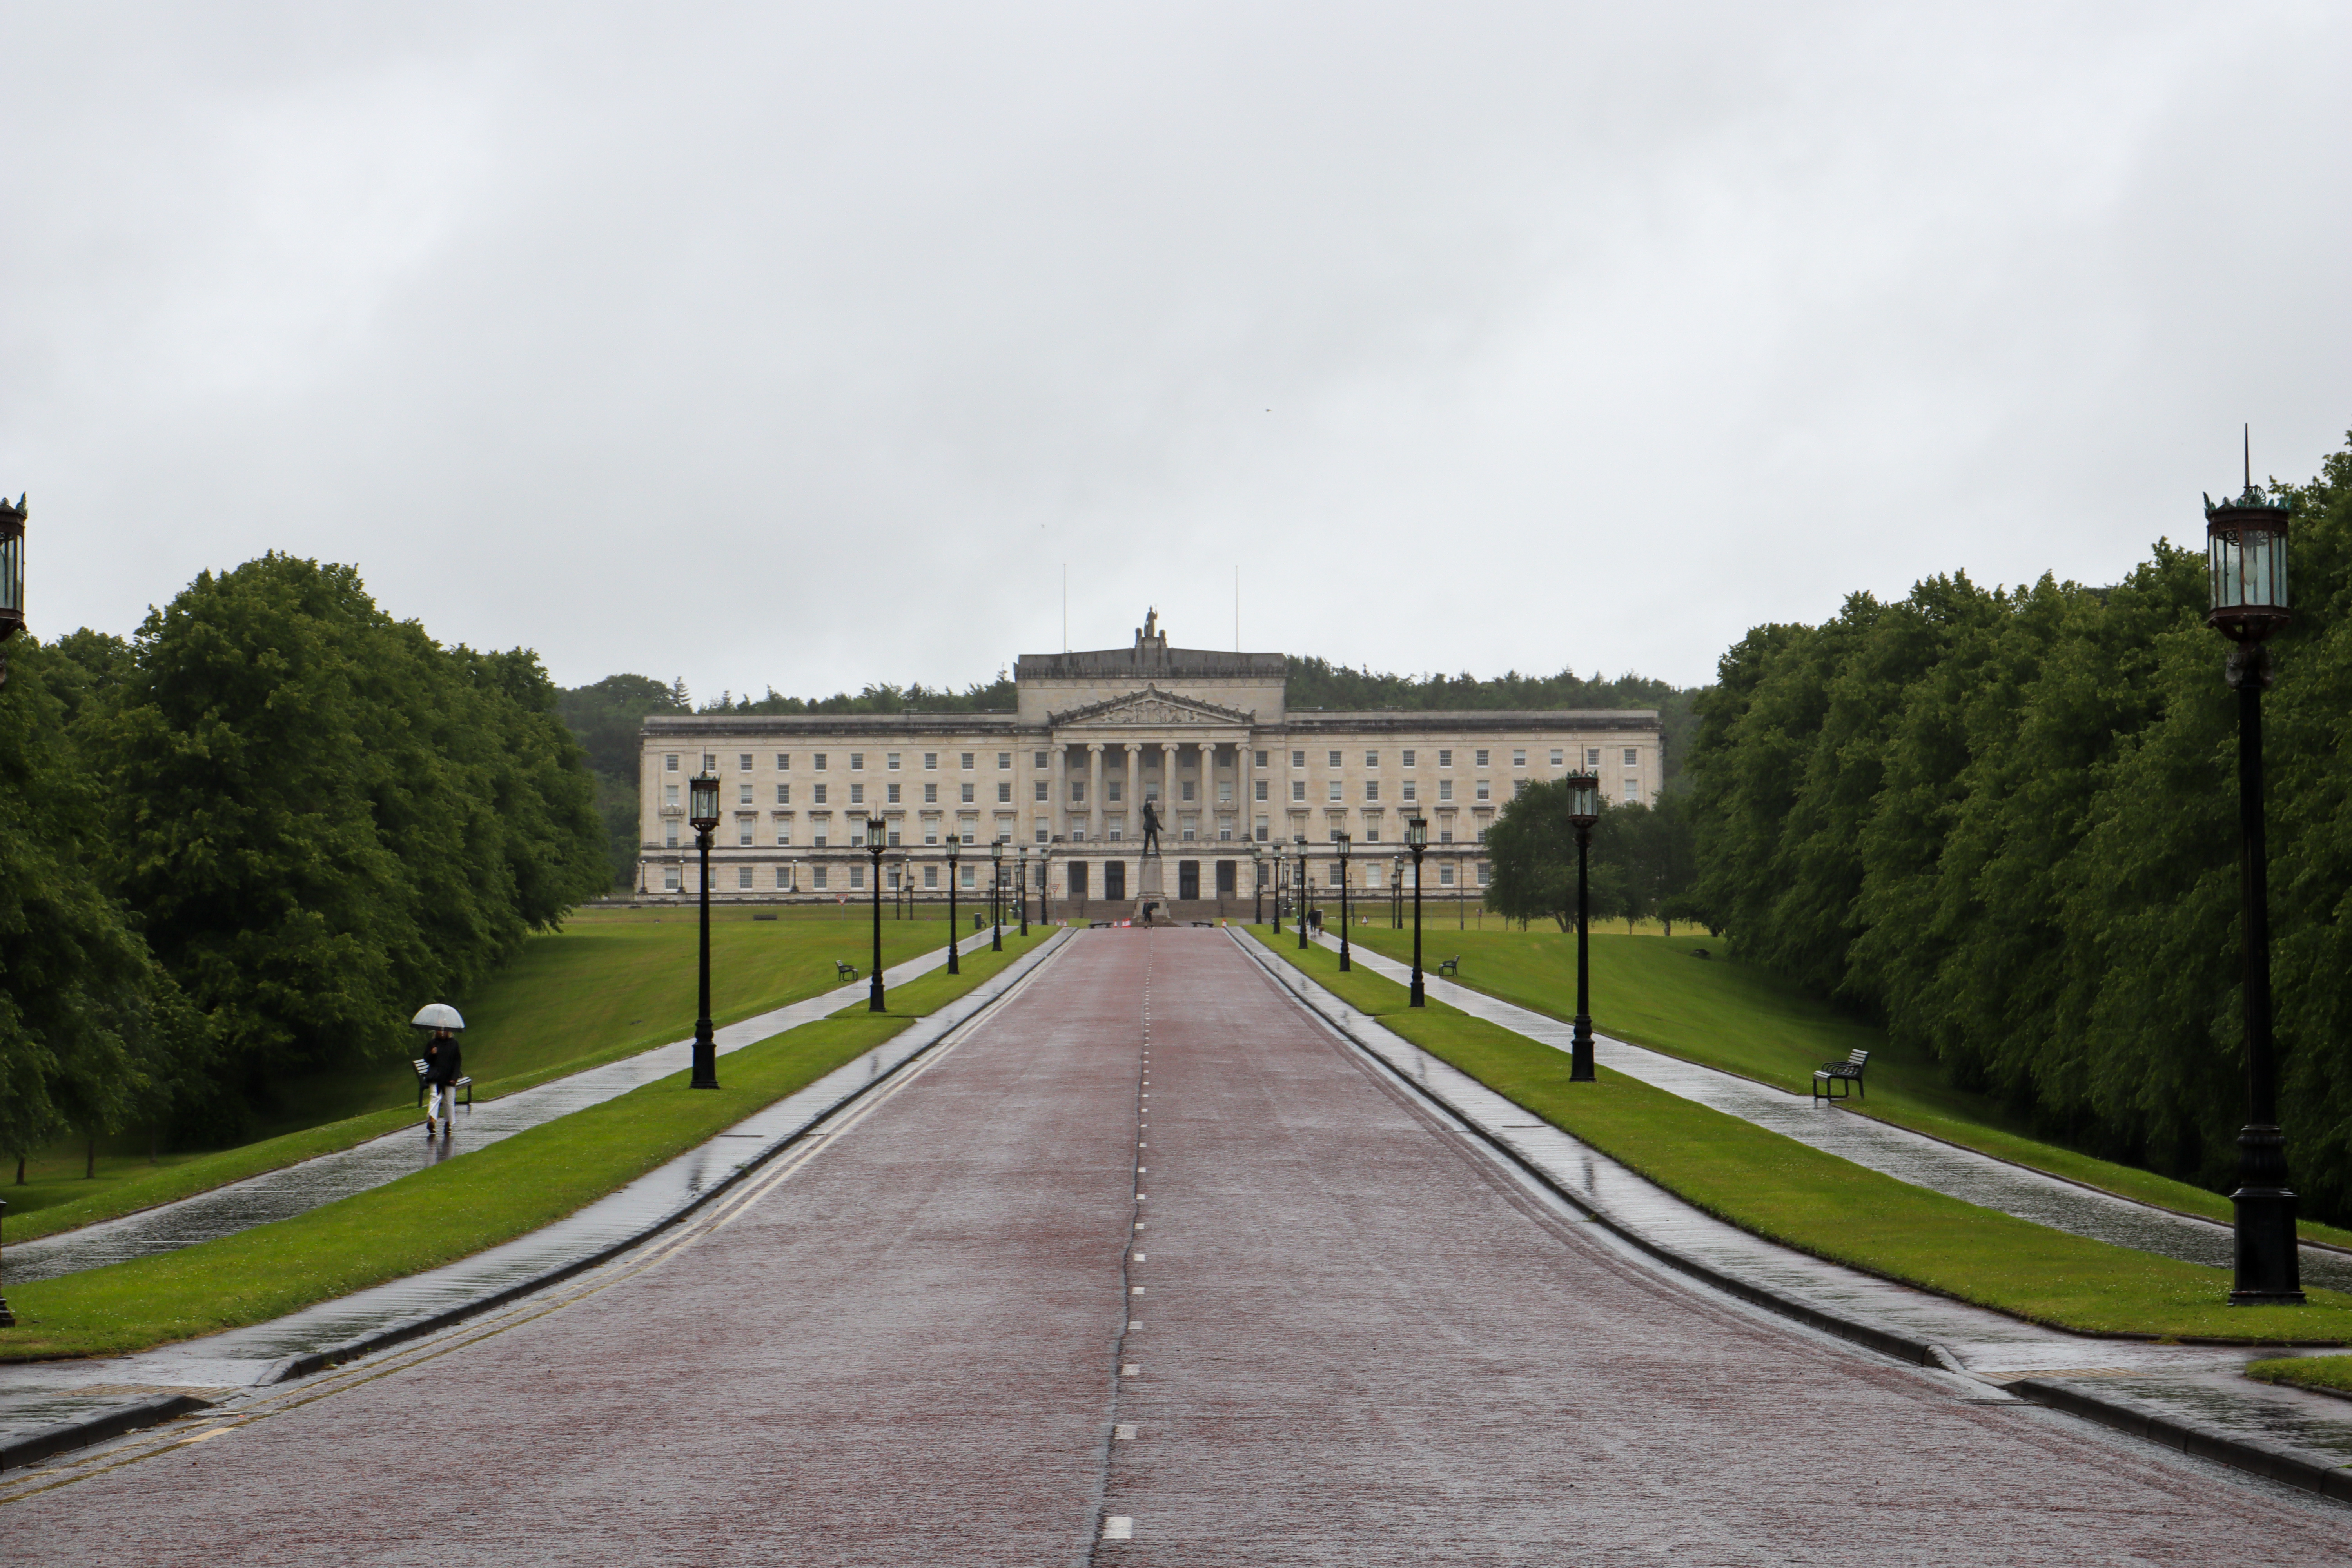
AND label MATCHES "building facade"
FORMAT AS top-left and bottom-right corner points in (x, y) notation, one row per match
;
(636, 619), (1663, 912)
